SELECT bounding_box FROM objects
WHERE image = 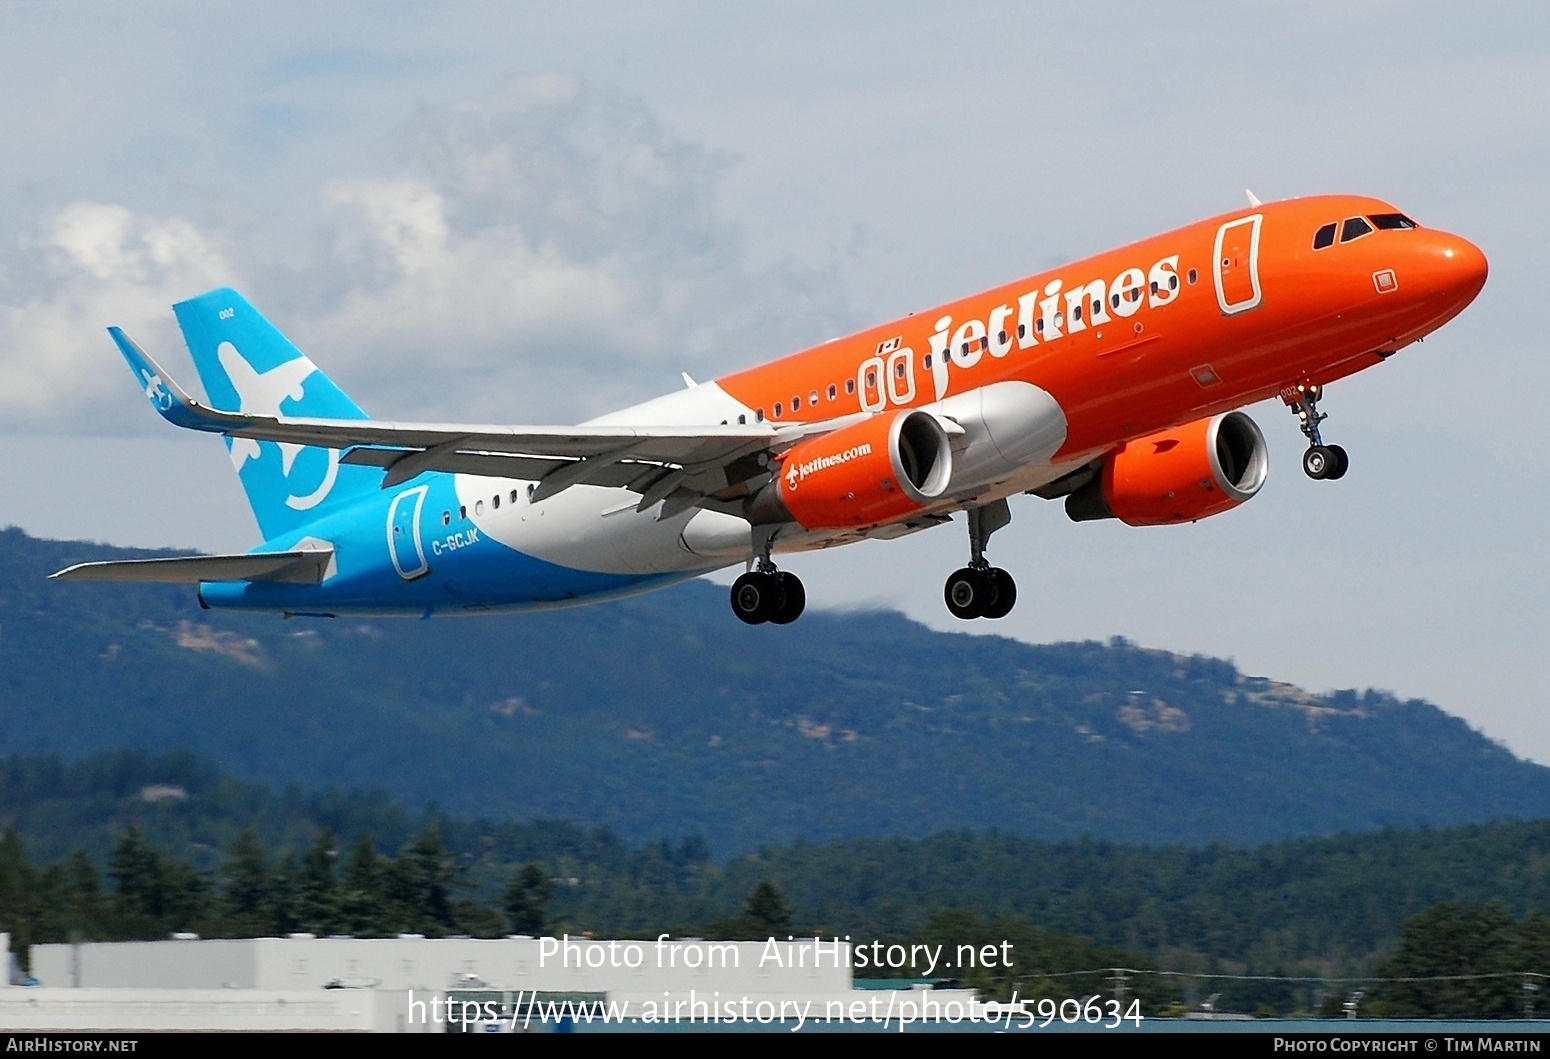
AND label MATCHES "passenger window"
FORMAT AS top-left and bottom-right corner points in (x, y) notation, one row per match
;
(773, 402), (783, 418)
(1035, 318), (1045, 333)
(1313, 223), (1337, 250)
(492, 494), (500, 509)
(1340, 216), (1373, 243)
(866, 370), (876, 387)
(459, 505), (467, 520)
(827, 384), (836, 401)
(1187, 268), (1198, 284)
(792, 395), (801, 410)
(1169, 275), (1178, 290)
(998, 329), (1008, 344)
(1072, 305), (1083, 322)
(1369, 213), (1418, 230)
(1017, 323), (1026, 339)
(846, 379), (856, 394)
(1110, 292), (1121, 309)
(895, 361), (906, 378)
(475, 500), (484, 515)
(738, 413), (747, 424)
(809, 390), (818, 405)
(756, 408), (765, 421)
(510, 490), (519, 504)
(442, 511), (451, 526)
